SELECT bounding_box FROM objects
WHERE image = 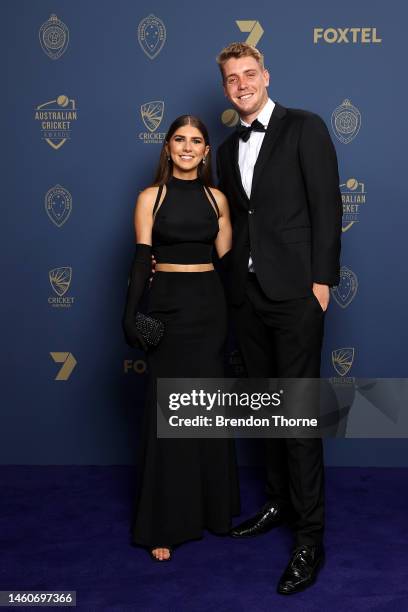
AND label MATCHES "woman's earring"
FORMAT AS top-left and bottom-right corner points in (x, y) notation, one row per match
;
(202, 157), (206, 165)
(167, 156), (171, 162)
